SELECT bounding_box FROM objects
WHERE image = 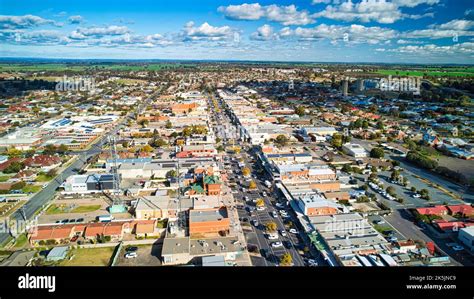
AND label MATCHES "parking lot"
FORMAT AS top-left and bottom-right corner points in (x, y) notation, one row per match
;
(116, 244), (163, 266)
